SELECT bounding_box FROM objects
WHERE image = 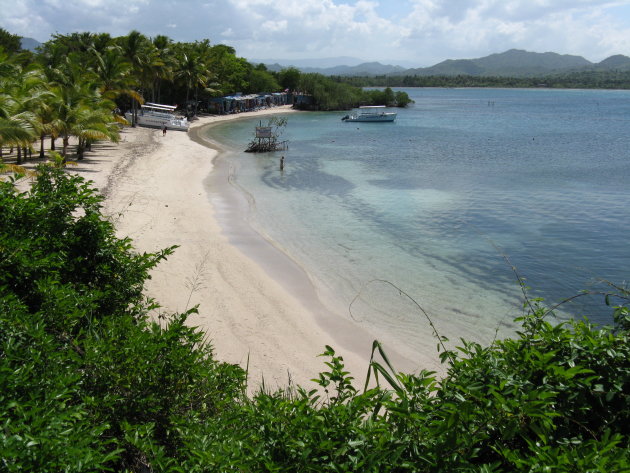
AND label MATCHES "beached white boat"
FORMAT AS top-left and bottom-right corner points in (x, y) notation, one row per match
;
(341, 106), (397, 123)
(126, 102), (189, 131)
